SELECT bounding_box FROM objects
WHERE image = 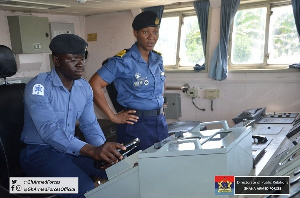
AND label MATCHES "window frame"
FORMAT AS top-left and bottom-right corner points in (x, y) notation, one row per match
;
(228, 1), (296, 70)
(158, 10), (207, 72)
